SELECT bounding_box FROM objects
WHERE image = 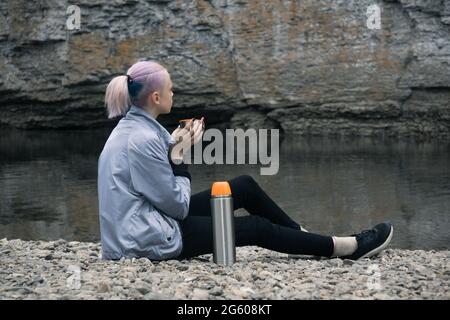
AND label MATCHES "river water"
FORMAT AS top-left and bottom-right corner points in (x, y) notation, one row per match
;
(0, 128), (449, 250)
